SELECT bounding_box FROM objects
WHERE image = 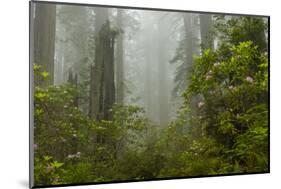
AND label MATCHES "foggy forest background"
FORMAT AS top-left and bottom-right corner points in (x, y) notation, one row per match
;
(31, 2), (269, 186)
